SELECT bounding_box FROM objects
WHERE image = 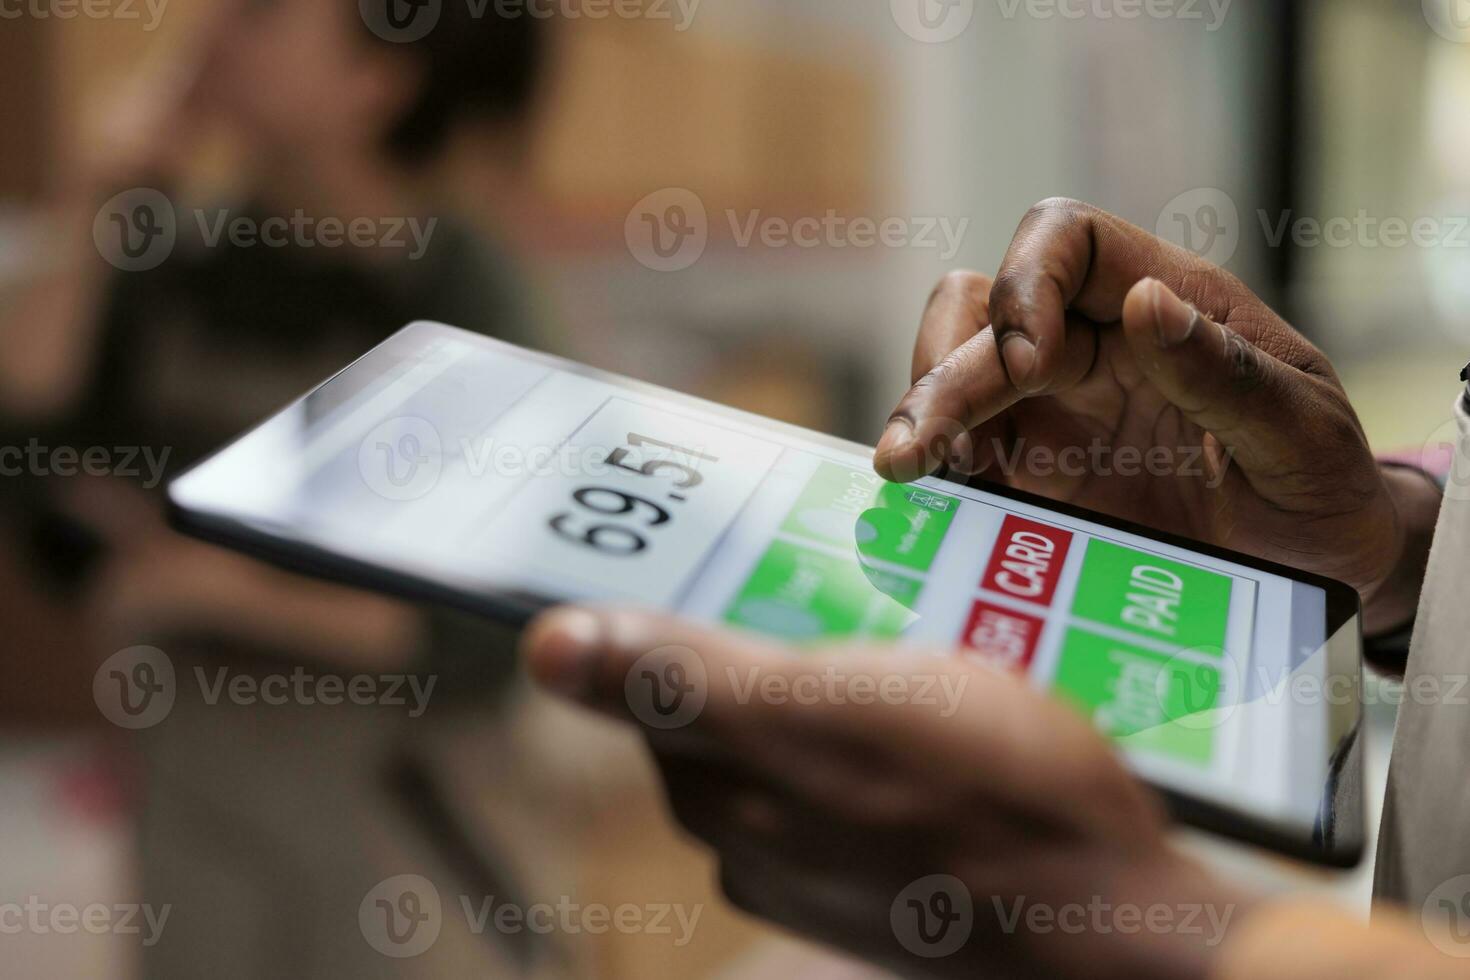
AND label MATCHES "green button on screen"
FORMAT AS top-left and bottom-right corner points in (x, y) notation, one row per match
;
(1052, 629), (1221, 766)
(724, 540), (922, 641)
(1071, 540), (1232, 652)
(780, 462), (957, 573)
